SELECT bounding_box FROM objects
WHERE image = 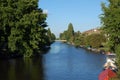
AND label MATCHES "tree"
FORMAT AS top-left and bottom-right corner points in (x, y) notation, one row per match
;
(101, 0), (120, 78)
(73, 31), (82, 47)
(0, 0), (50, 57)
(47, 28), (56, 42)
(51, 33), (56, 41)
(60, 30), (68, 40)
(60, 23), (74, 43)
(0, 0), (15, 51)
(67, 23), (74, 42)
(101, 0), (120, 52)
(85, 33), (106, 48)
